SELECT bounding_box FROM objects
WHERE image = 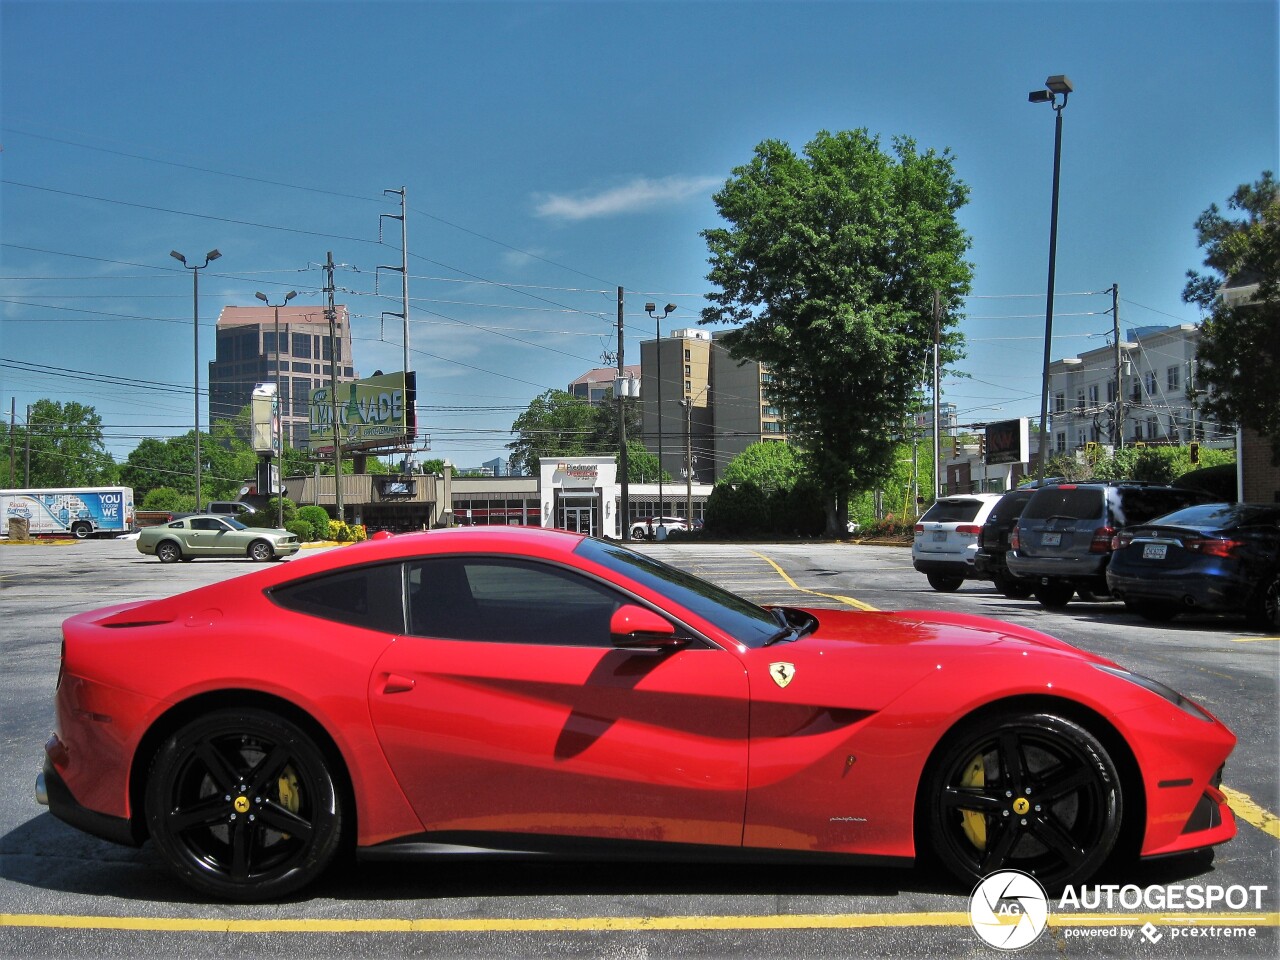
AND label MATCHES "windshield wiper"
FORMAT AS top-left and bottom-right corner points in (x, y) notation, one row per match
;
(763, 607), (815, 646)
